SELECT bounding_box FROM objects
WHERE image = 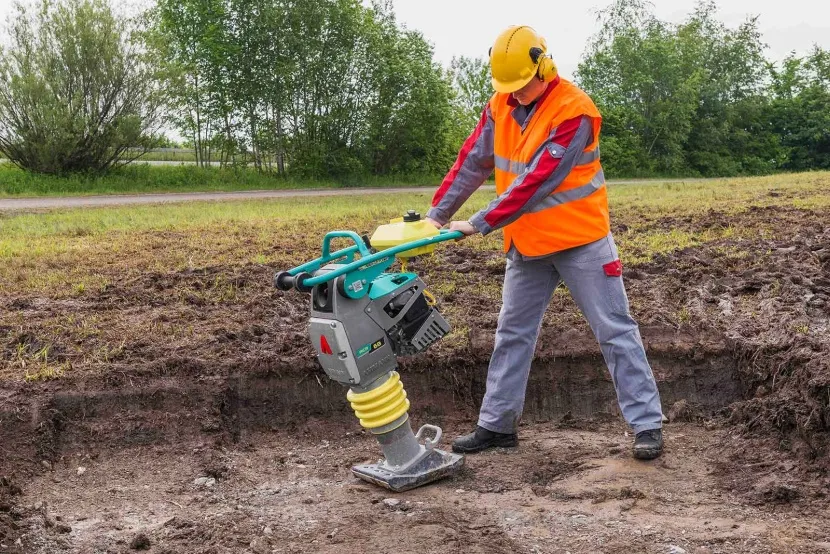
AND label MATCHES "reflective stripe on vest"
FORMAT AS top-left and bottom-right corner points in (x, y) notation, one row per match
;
(494, 146), (599, 175)
(529, 169), (605, 213)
